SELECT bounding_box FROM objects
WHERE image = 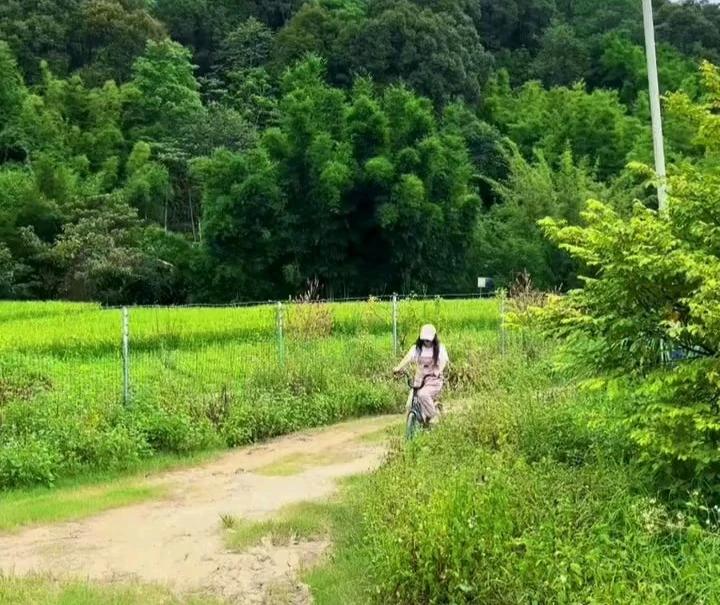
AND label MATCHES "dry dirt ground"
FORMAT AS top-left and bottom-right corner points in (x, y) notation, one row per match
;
(0, 415), (399, 604)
